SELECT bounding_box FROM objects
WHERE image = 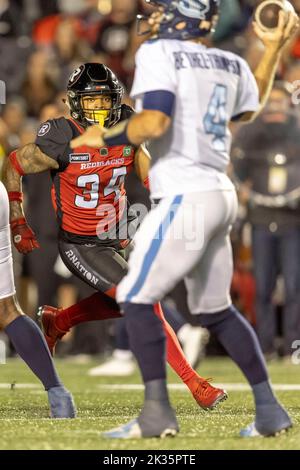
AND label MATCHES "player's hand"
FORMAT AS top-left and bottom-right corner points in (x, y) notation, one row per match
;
(253, 9), (299, 51)
(11, 217), (40, 254)
(148, 8), (164, 34)
(70, 125), (106, 149)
